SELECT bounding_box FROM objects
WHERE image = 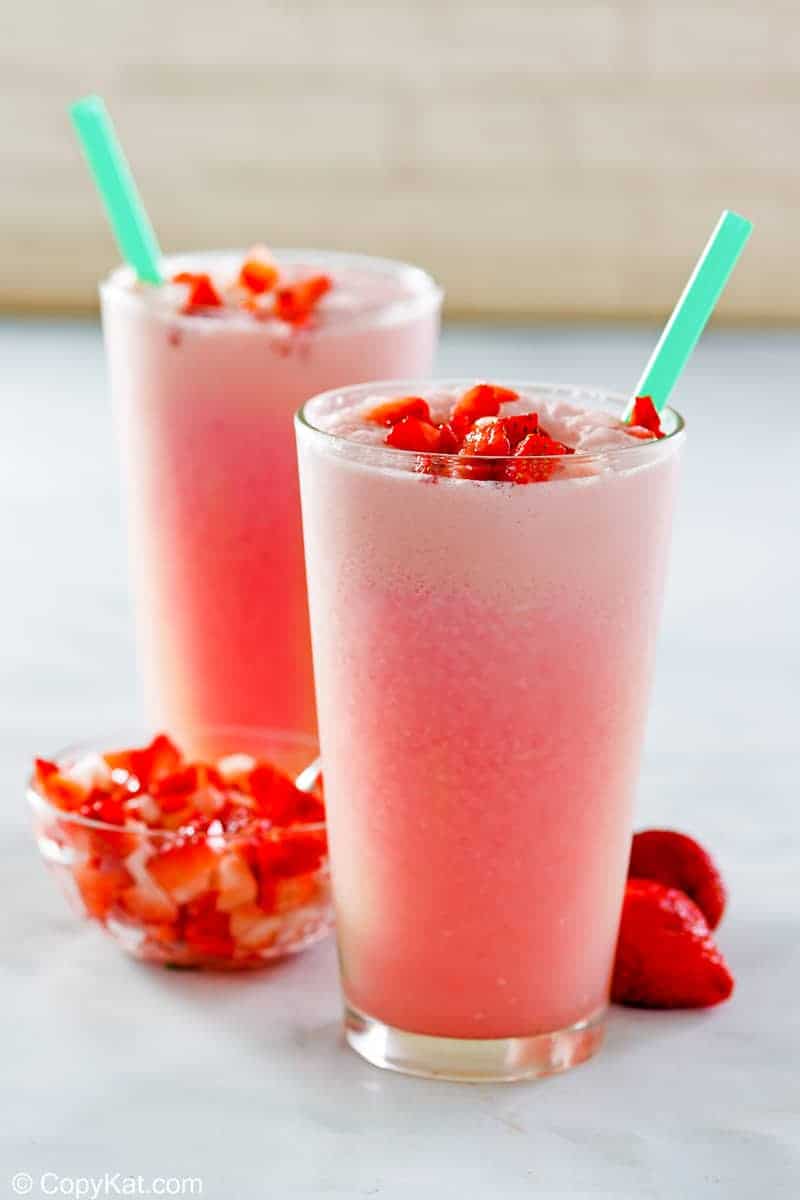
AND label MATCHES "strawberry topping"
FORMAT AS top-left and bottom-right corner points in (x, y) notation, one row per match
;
(365, 396), (432, 427)
(629, 395), (665, 438)
(386, 415), (443, 452)
(173, 272), (223, 311)
(273, 274), (332, 325)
